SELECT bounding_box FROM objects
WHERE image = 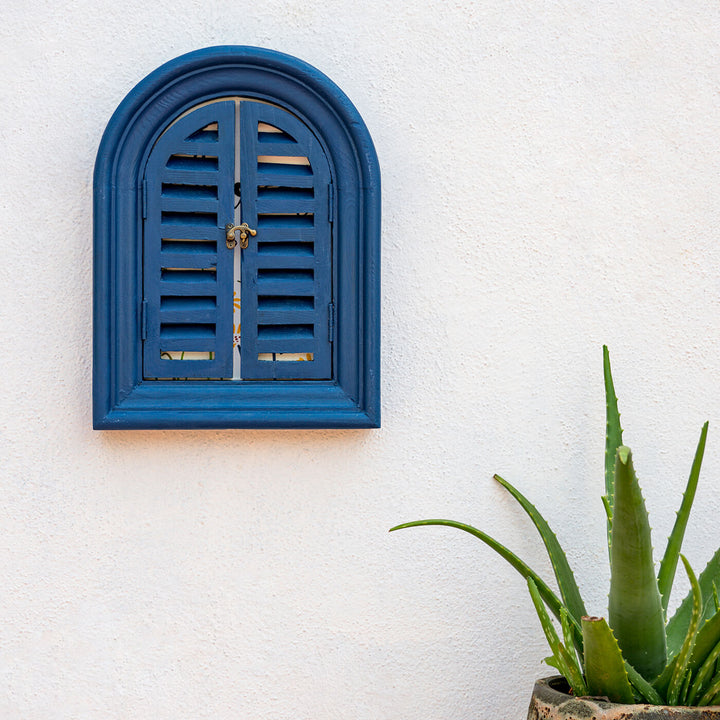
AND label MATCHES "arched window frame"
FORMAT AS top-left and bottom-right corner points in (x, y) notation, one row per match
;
(93, 46), (380, 429)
